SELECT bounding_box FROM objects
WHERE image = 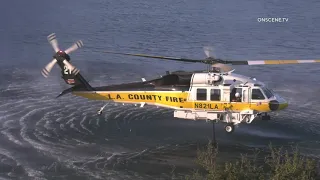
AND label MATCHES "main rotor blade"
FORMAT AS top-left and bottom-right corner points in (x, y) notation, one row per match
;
(227, 59), (320, 65)
(41, 59), (57, 78)
(101, 51), (203, 63)
(65, 40), (84, 54)
(47, 33), (60, 52)
(100, 50), (320, 66)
